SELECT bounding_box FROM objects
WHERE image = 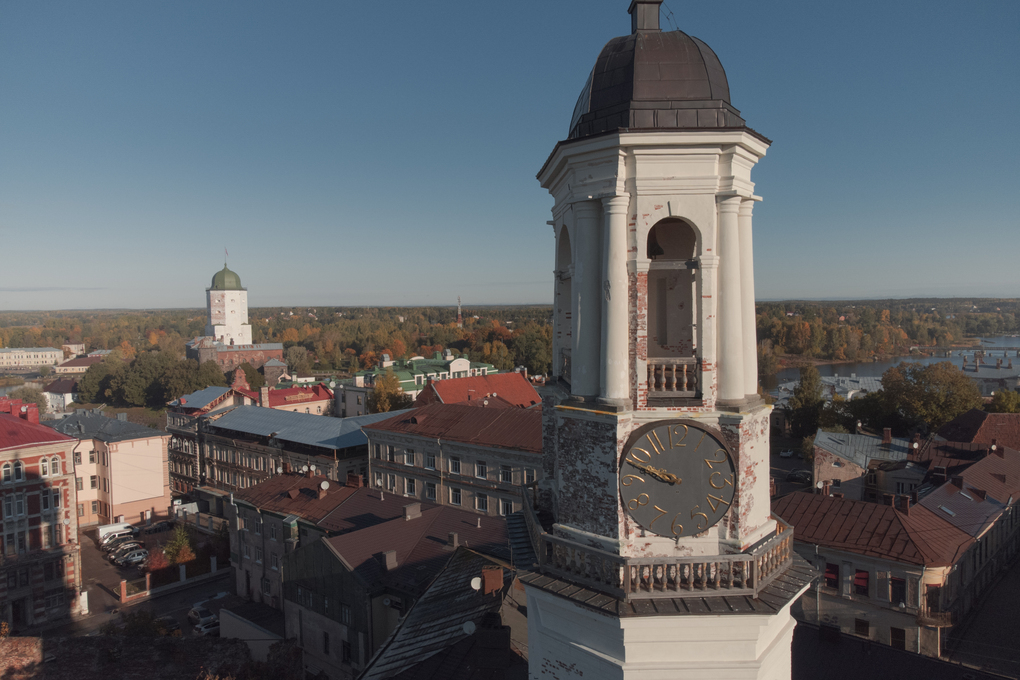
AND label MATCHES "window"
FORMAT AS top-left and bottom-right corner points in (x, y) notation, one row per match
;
(90, 476), (97, 489)
(3, 495), (11, 518)
(271, 553), (279, 570)
(374, 471), (384, 488)
(477, 493), (488, 512)
(425, 453), (436, 469)
(76, 477), (83, 491)
(342, 640), (352, 663)
(388, 448), (396, 463)
(244, 545), (251, 559)
(824, 563), (839, 589)
(42, 525), (51, 548)
(323, 631), (330, 656)
(41, 459), (49, 476)
(890, 577), (907, 606)
(256, 548), (263, 563)
(405, 478), (416, 496)
(500, 465), (512, 483)
(374, 444), (381, 460)
(74, 452), (81, 465)
(832, 479), (841, 488)
(404, 450), (414, 466)
(855, 618), (869, 636)
(270, 524), (277, 540)
(450, 457), (461, 474)
(262, 577), (271, 595)
(341, 603), (351, 625)
(102, 451), (108, 466)
(854, 570), (869, 596)
(1, 463), (9, 483)
(890, 627), (905, 650)
(500, 499), (513, 516)
(387, 474), (396, 491)
(14, 494), (24, 516)
(51, 457), (60, 475)
(425, 482), (436, 501)
(77, 504), (85, 517)
(13, 461), (23, 482)
(476, 461), (487, 479)
(91, 501), (98, 513)
(89, 451), (96, 464)
(254, 520), (262, 535)
(450, 487), (462, 505)
(42, 493), (50, 511)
